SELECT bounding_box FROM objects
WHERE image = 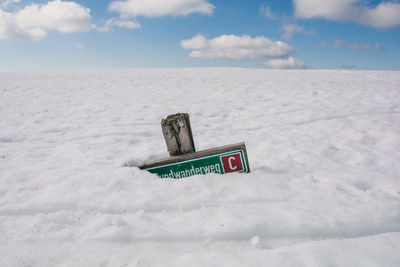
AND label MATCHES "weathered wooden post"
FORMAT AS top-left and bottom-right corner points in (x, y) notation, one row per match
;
(161, 113), (195, 156)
